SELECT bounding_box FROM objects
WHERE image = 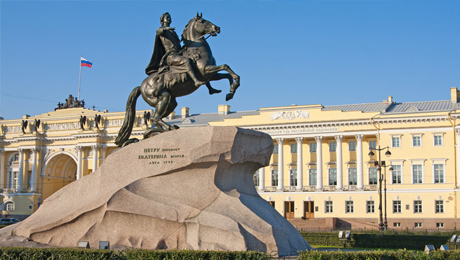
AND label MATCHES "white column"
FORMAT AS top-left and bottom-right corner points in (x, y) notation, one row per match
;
(456, 129), (460, 187)
(296, 137), (304, 191)
(315, 136), (323, 190)
(30, 148), (38, 192)
(258, 167), (265, 191)
(356, 134), (364, 189)
(335, 135), (343, 190)
(0, 149), (5, 189)
(76, 146), (83, 180)
(276, 138), (284, 191)
(92, 145), (98, 173)
(18, 148), (24, 192)
(101, 146), (107, 163)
